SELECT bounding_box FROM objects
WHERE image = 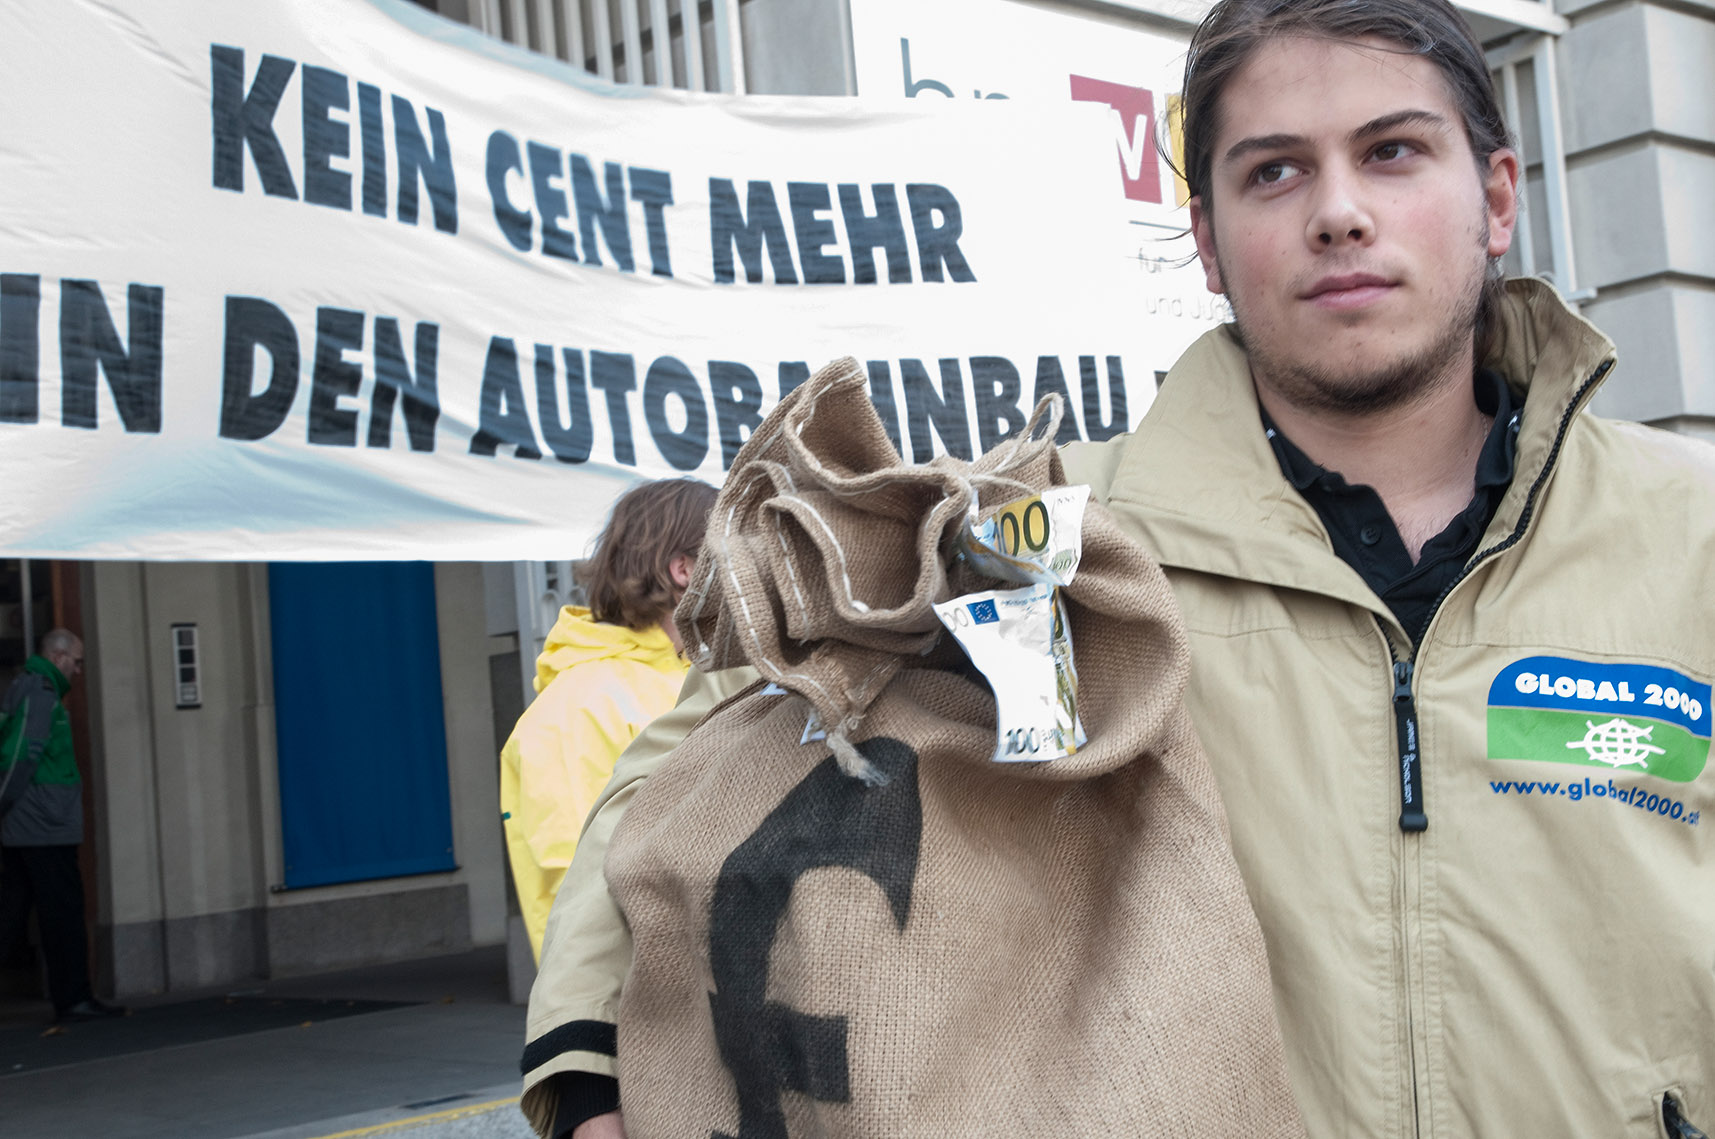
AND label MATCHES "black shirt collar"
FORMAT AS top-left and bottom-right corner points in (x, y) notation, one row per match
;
(1264, 369), (1519, 497)
(1259, 369), (1522, 644)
